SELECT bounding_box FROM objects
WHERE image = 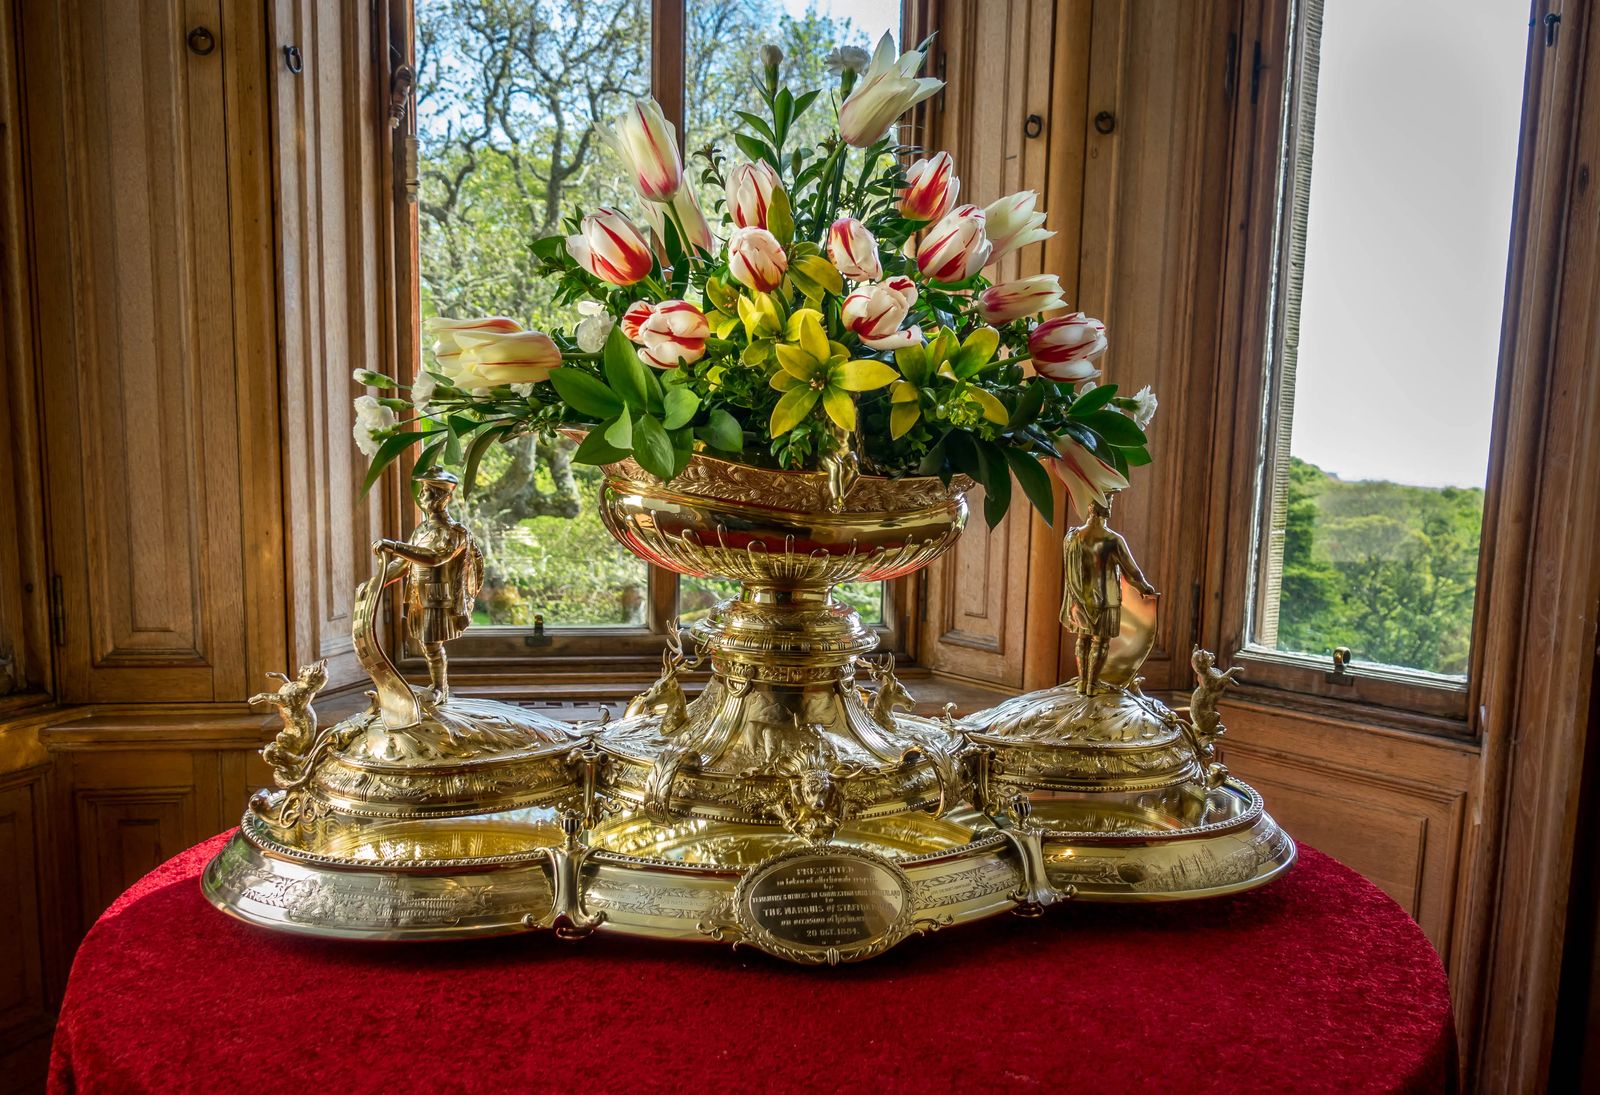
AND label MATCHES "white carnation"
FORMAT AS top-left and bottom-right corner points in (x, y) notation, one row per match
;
(511, 383), (535, 397)
(1131, 384), (1158, 429)
(827, 45), (871, 75)
(574, 299), (615, 353)
(411, 369), (437, 414)
(352, 395), (396, 458)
